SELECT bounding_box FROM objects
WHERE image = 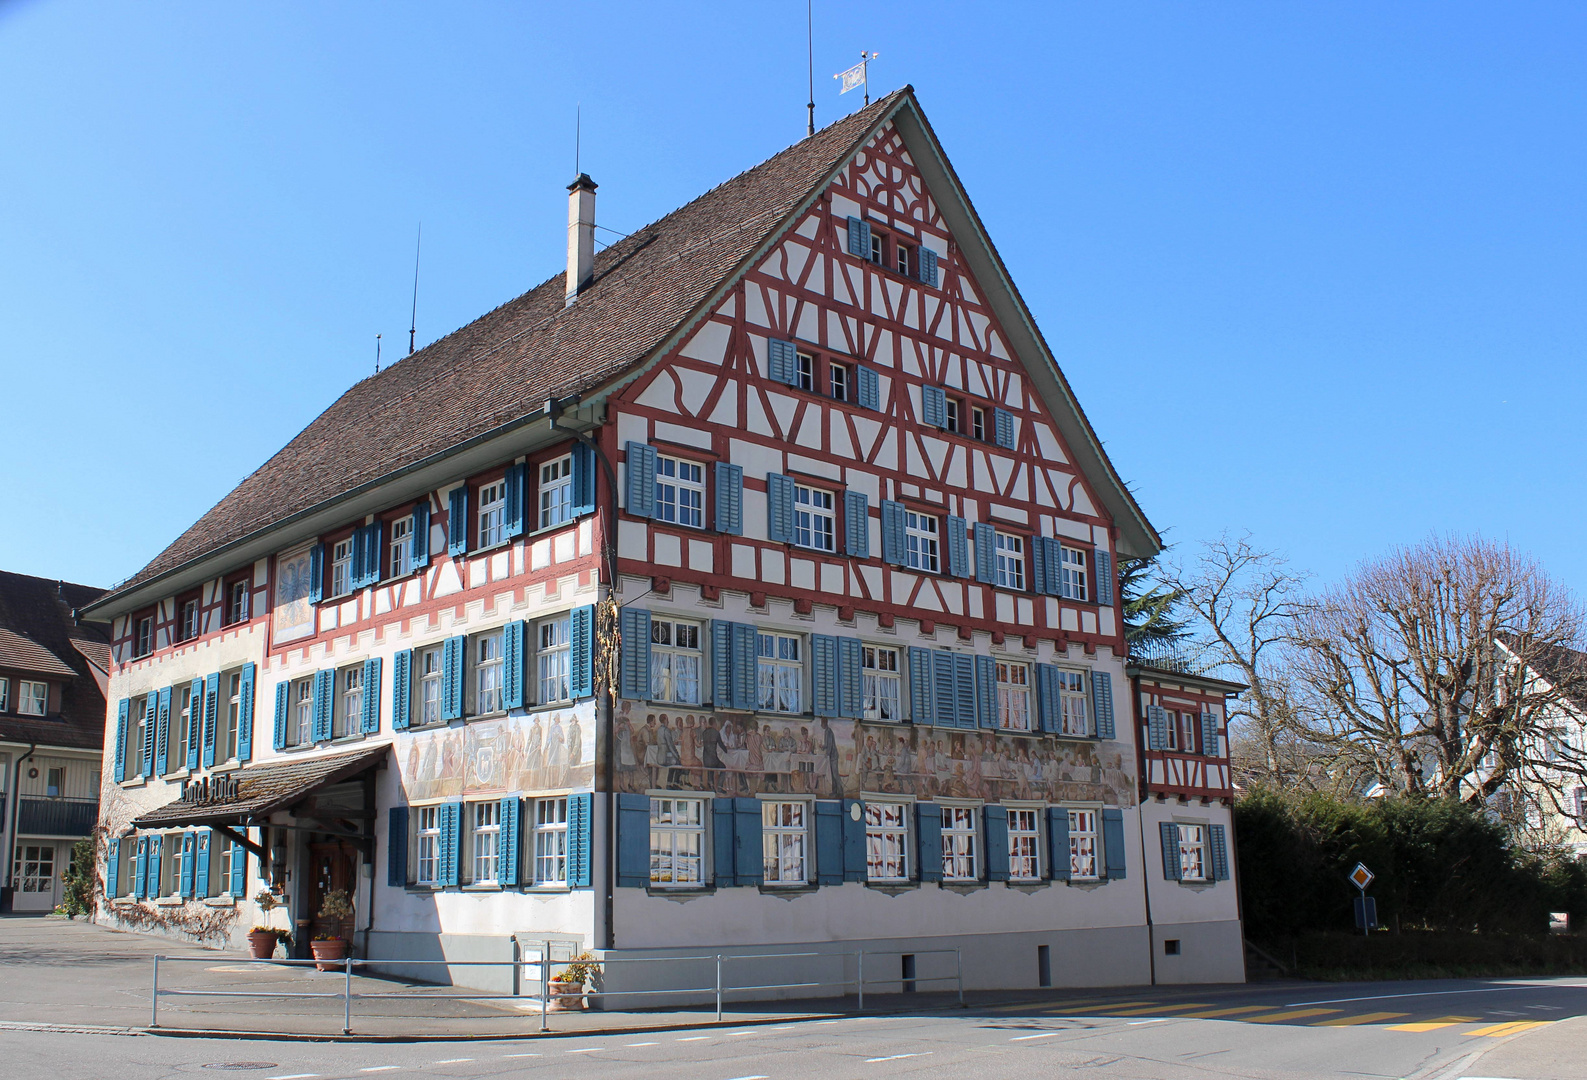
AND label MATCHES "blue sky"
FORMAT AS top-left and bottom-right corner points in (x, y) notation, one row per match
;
(3, 2), (1583, 595)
